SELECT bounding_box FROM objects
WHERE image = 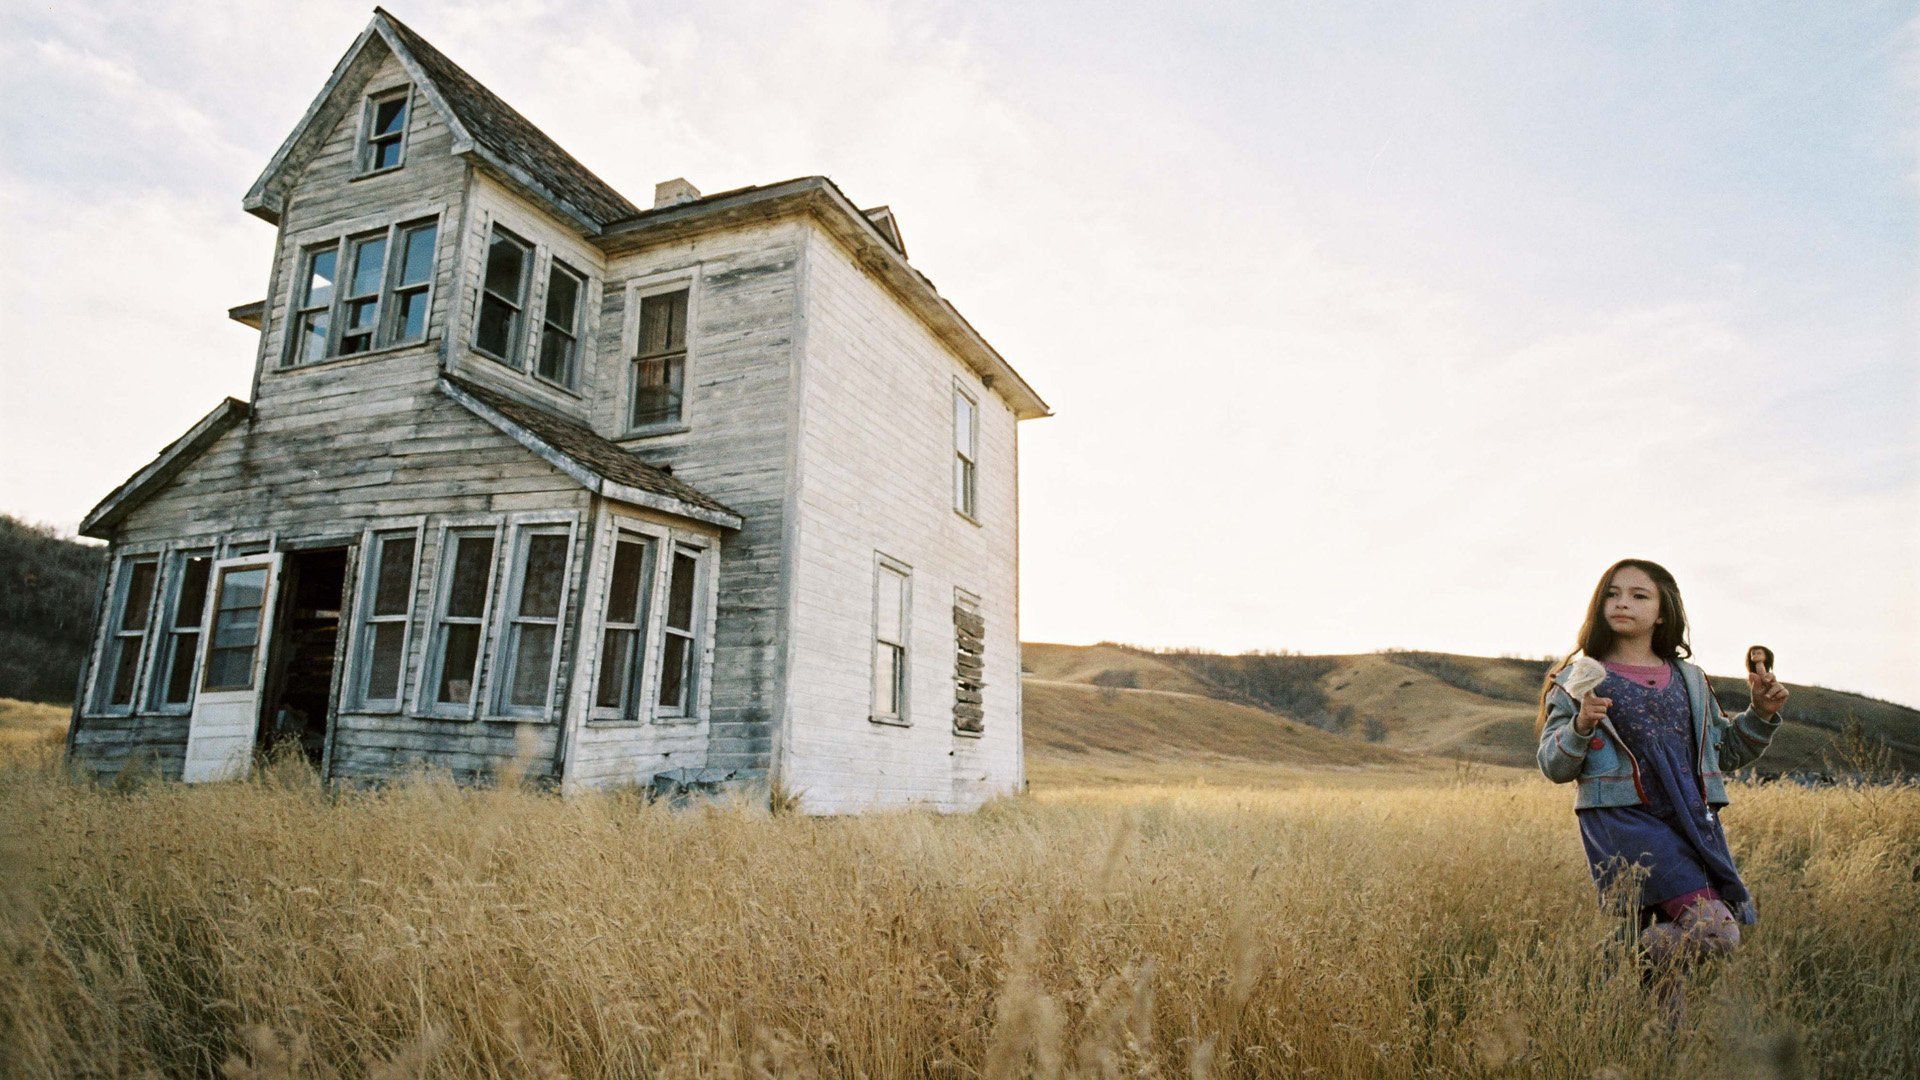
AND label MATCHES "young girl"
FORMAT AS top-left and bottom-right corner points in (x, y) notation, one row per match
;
(1536, 559), (1789, 981)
